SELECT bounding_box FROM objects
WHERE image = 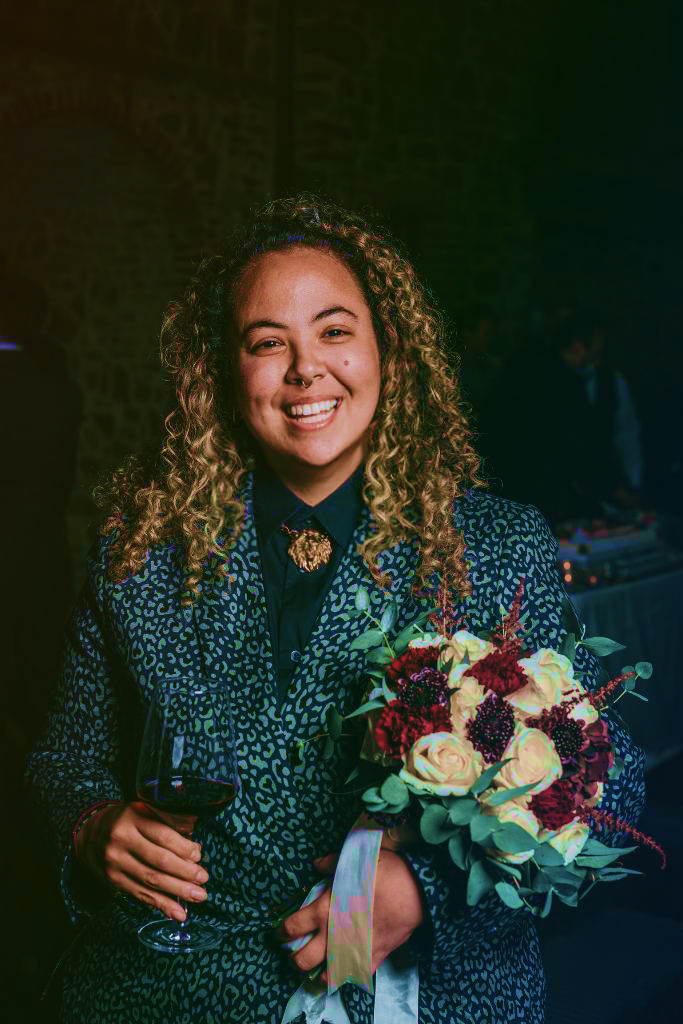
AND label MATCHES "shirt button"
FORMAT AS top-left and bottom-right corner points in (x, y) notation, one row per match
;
(290, 650), (301, 663)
